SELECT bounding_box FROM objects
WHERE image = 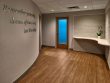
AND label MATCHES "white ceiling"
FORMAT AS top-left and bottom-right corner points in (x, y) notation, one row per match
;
(32, 0), (109, 13)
